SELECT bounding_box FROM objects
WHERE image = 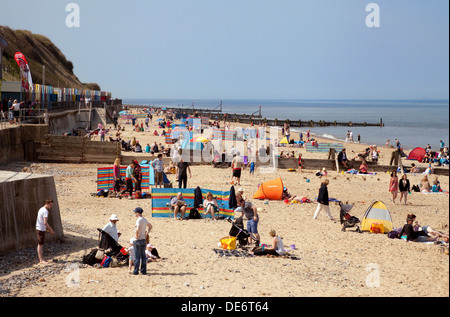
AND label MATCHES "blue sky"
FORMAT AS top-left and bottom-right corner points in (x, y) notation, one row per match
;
(1, 0), (449, 100)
